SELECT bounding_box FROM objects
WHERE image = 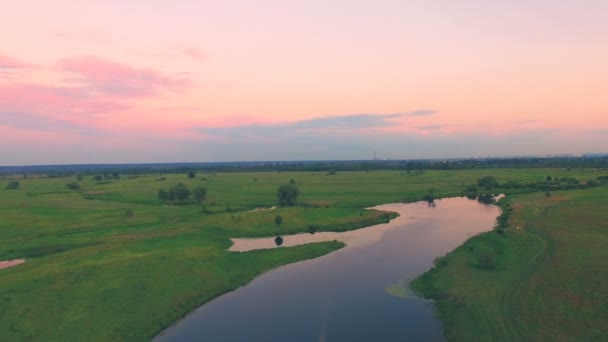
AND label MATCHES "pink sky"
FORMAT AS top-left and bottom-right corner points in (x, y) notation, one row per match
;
(1, 1), (607, 164)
